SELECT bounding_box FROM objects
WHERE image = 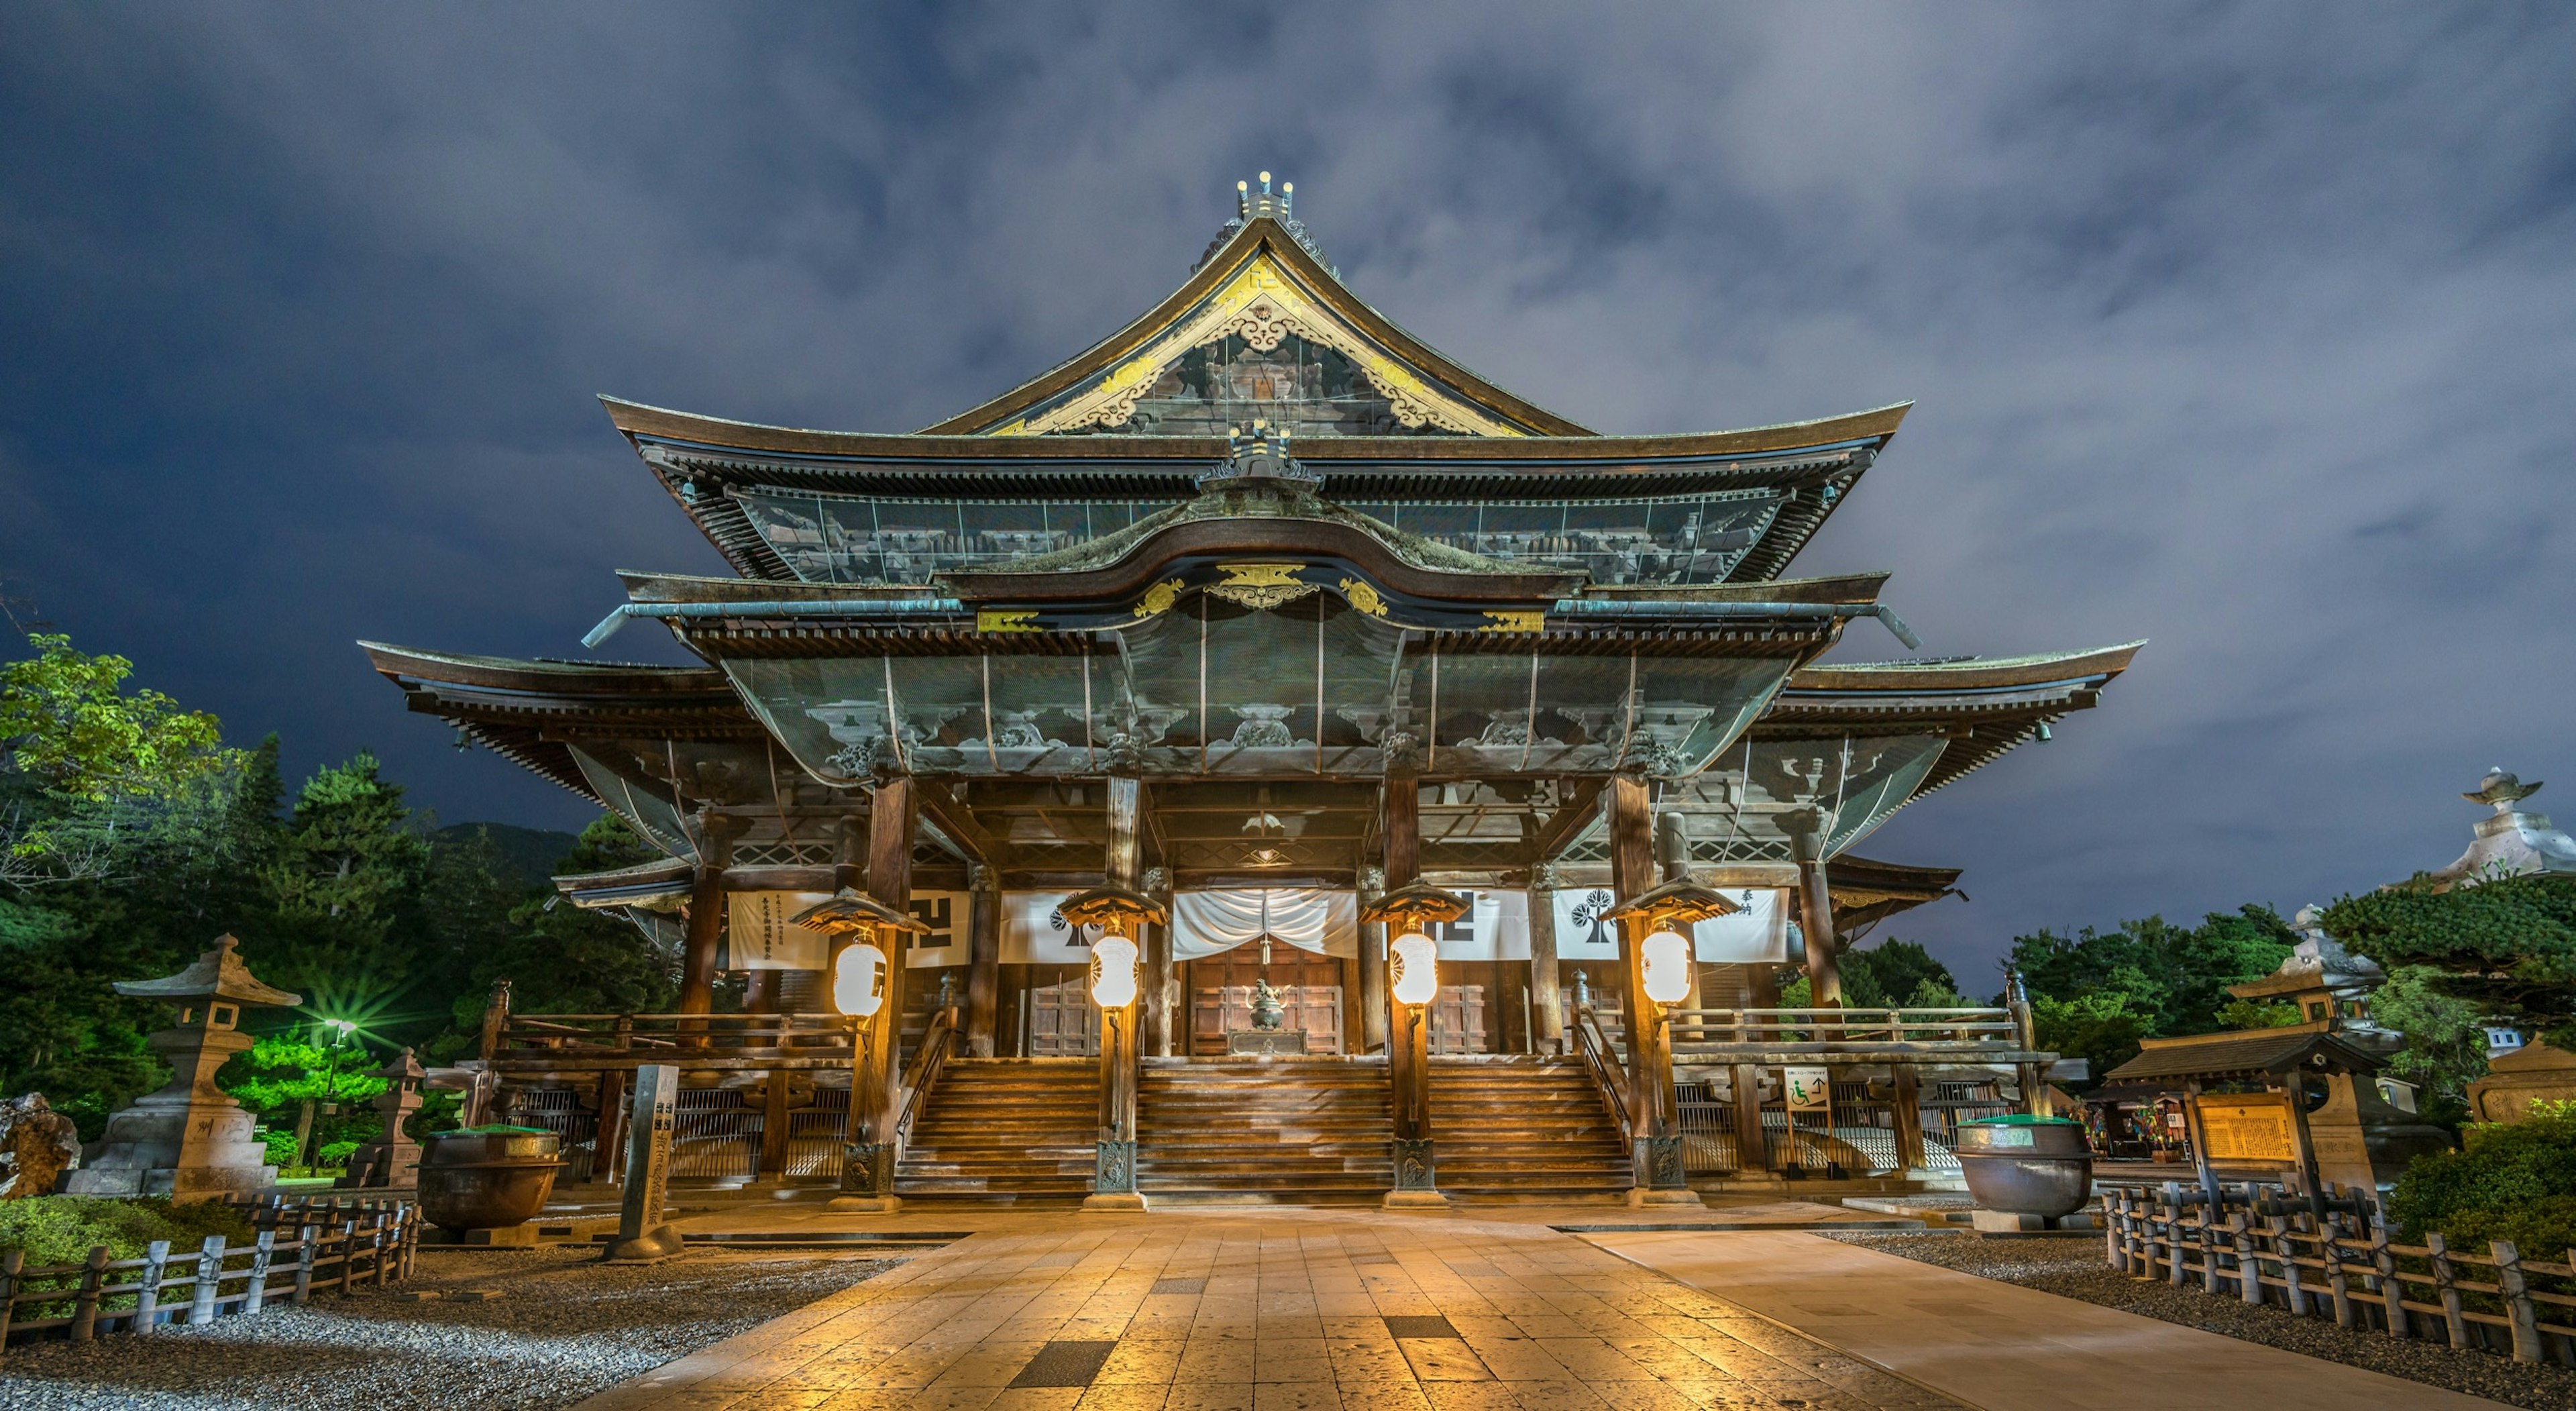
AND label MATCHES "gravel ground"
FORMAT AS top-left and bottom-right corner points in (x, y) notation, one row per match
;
(1826, 1231), (2576, 1411)
(0, 1245), (898, 1411)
